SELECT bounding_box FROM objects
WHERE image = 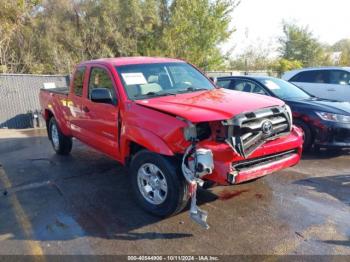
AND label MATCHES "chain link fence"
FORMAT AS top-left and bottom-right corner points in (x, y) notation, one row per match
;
(0, 74), (69, 129)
